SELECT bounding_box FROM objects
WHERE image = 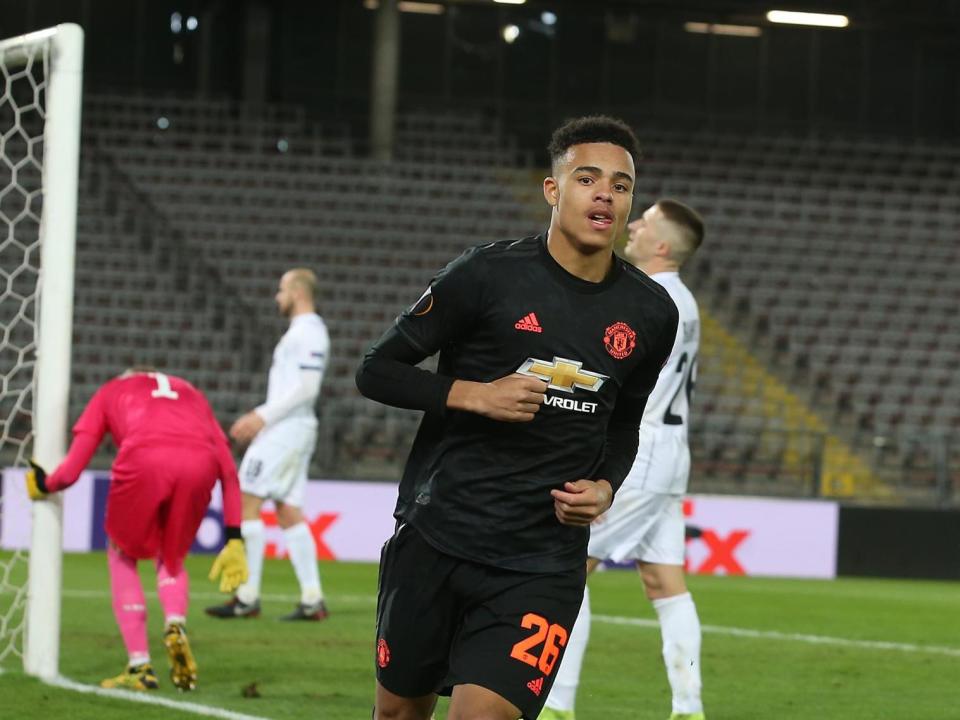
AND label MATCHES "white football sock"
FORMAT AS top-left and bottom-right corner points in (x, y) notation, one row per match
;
(543, 585), (590, 712)
(236, 519), (265, 605)
(653, 591), (704, 715)
(284, 522), (323, 604)
(128, 652), (151, 667)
